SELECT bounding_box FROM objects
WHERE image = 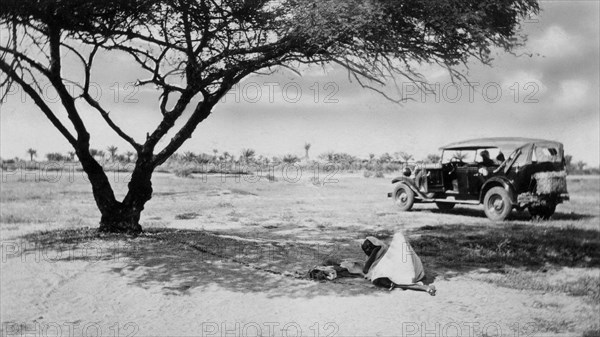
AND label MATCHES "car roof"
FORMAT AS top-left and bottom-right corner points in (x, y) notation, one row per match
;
(440, 137), (563, 153)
